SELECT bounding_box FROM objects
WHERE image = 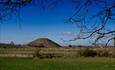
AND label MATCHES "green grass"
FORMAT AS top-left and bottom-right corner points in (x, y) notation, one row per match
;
(0, 58), (115, 70)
